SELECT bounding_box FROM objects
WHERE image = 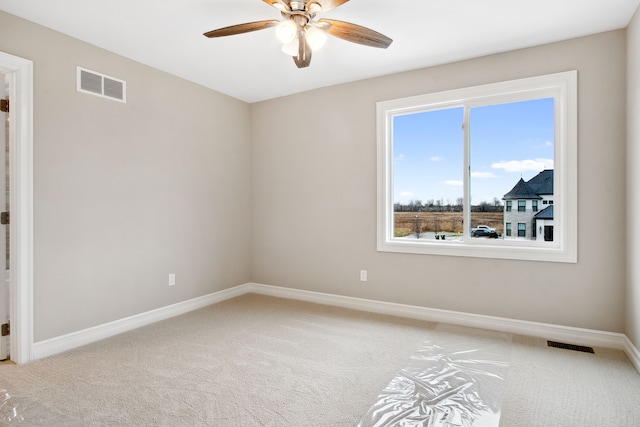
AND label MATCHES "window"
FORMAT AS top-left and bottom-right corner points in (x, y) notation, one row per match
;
(518, 201), (526, 212)
(377, 71), (577, 262)
(518, 223), (526, 237)
(532, 200), (538, 212)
